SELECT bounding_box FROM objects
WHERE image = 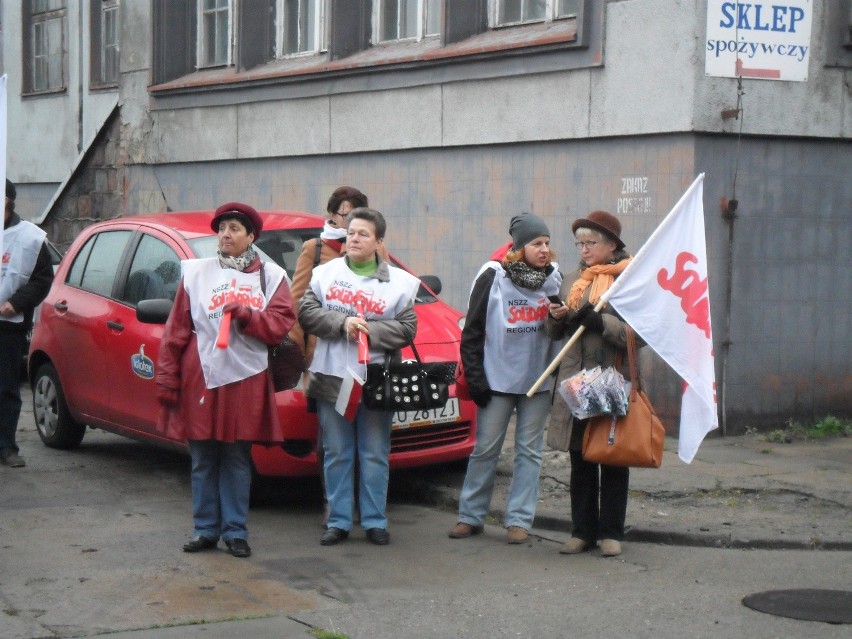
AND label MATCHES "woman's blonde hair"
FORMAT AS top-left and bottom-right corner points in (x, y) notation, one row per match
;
(503, 246), (557, 266)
